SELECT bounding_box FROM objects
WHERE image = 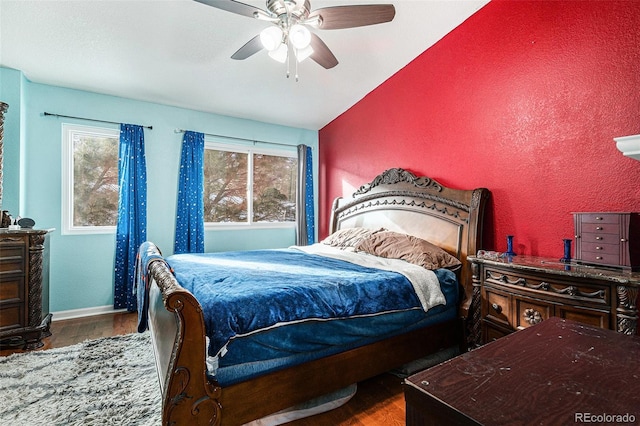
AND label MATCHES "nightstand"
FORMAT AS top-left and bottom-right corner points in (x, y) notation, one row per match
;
(467, 255), (640, 346)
